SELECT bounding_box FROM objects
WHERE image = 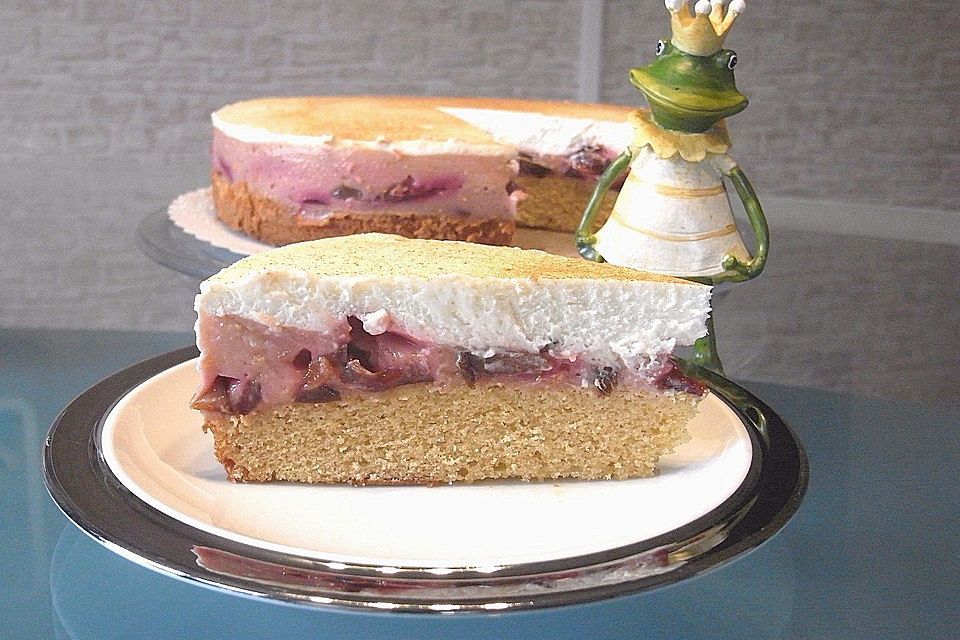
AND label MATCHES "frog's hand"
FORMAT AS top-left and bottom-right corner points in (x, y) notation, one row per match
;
(717, 164), (769, 282)
(576, 149), (632, 261)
